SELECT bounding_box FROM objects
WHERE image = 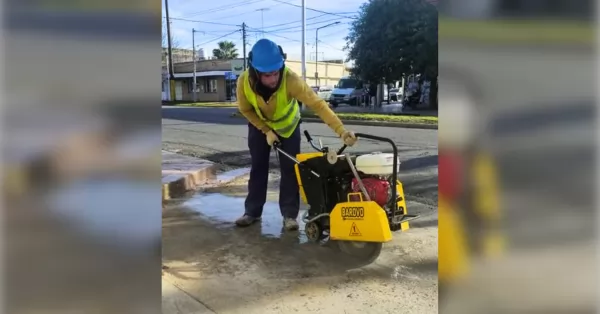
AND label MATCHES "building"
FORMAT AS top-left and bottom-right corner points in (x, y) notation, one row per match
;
(161, 48), (210, 65)
(197, 48), (205, 60)
(162, 58), (350, 102)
